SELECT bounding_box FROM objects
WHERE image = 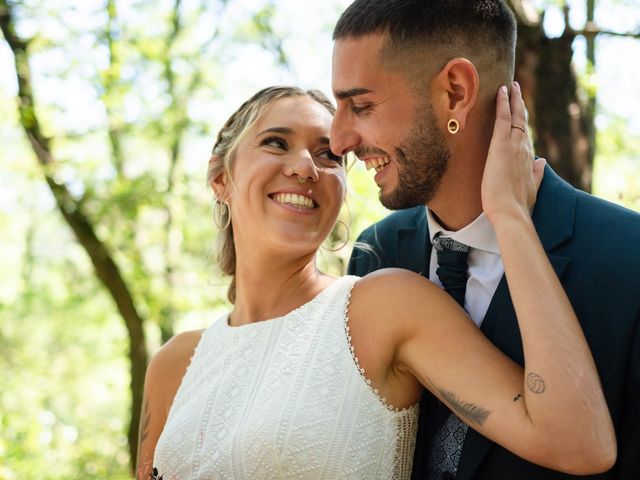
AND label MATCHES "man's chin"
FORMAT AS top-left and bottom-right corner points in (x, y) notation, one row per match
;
(379, 189), (425, 210)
